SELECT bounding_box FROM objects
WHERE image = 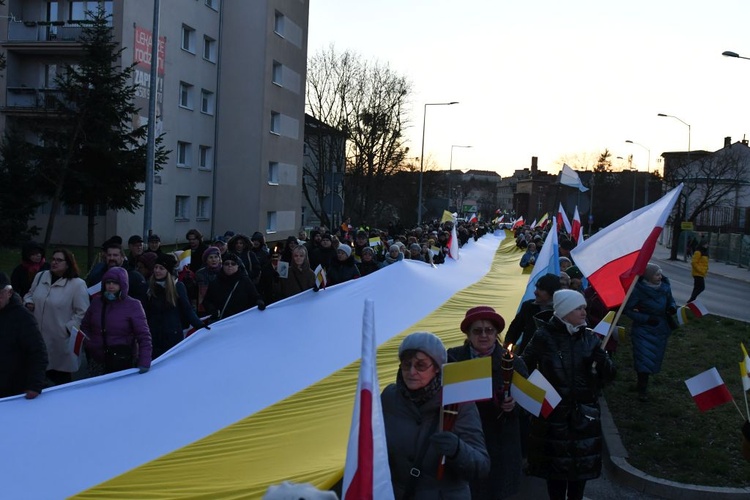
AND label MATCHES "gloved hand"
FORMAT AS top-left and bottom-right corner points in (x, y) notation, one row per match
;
(257, 300), (266, 311)
(591, 348), (609, 365)
(313, 285), (320, 292)
(430, 431), (460, 458)
(666, 306), (677, 316)
(646, 316), (659, 326)
(202, 322), (211, 330)
(138, 366), (150, 374)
